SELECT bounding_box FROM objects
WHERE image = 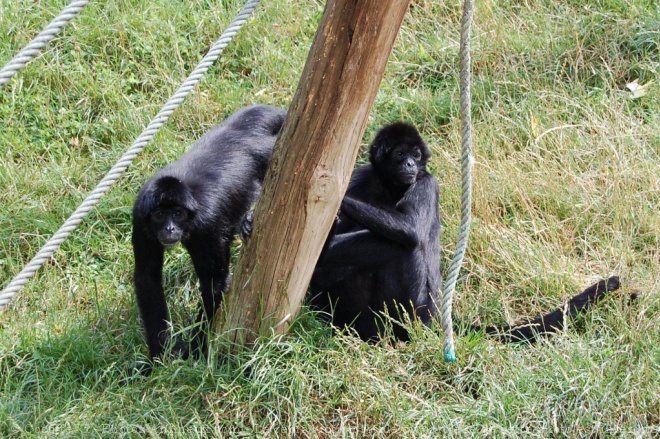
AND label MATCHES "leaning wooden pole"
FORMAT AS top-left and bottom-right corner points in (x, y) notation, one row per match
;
(214, 0), (411, 346)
